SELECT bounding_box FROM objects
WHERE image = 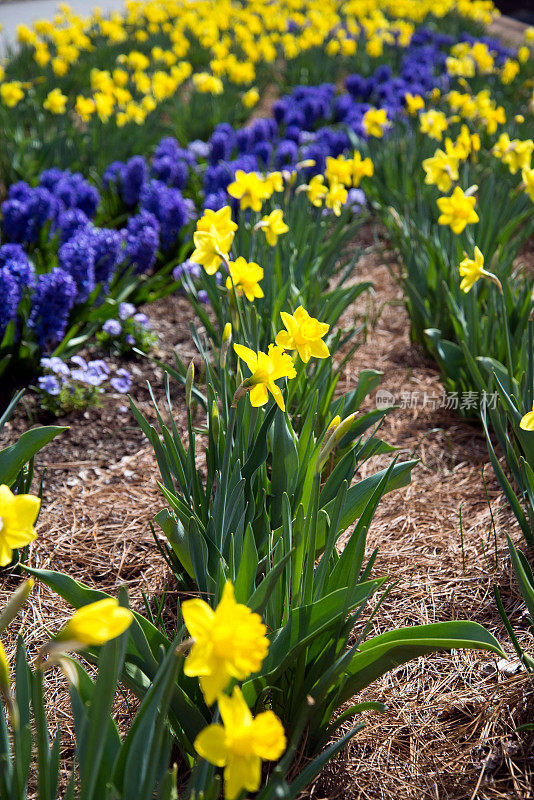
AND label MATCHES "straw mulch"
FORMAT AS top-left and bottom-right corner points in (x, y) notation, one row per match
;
(2, 219), (533, 799)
